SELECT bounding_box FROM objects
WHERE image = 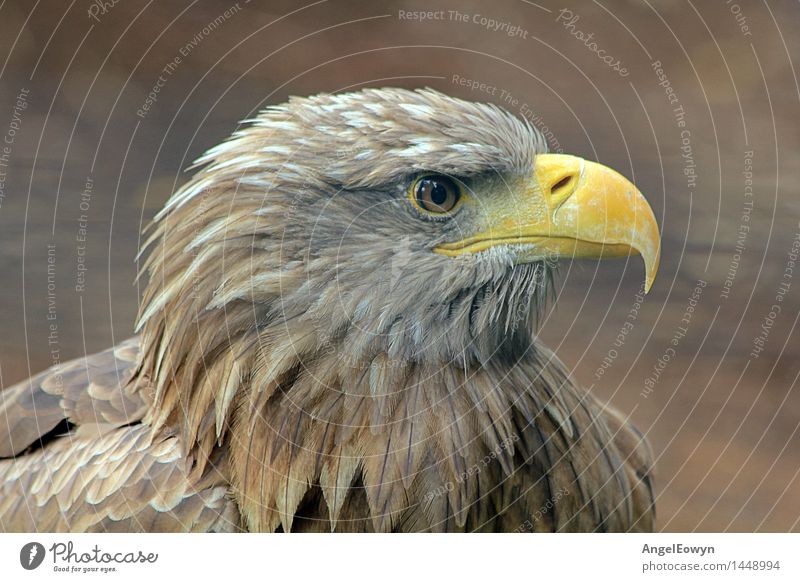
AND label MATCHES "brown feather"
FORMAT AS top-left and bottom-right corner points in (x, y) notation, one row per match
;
(0, 88), (654, 532)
